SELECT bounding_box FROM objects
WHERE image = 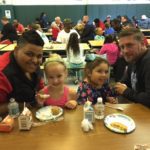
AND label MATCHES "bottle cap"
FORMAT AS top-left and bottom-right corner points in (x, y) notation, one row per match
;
(97, 97), (103, 103)
(10, 98), (15, 102)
